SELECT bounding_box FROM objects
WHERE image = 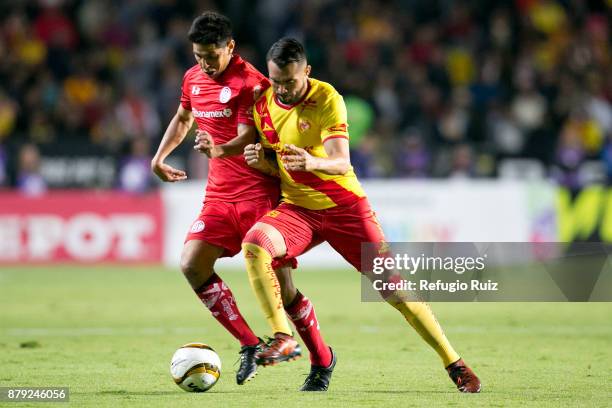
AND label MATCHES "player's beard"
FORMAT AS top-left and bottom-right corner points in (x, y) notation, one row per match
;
(278, 81), (307, 105)
(277, 93), (294, 104)
(202, 67), (220, 78)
